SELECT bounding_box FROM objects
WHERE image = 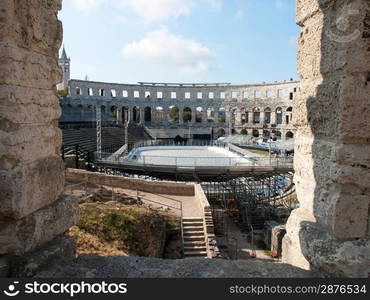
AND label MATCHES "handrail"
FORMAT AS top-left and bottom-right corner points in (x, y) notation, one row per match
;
(96, 152), (293, 168)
